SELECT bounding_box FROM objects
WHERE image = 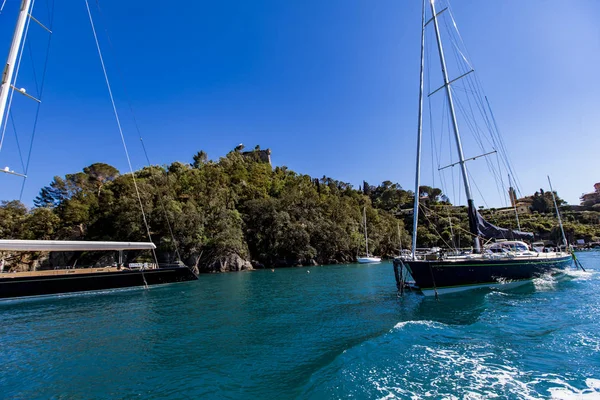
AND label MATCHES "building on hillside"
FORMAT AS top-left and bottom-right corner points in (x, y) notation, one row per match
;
(580, 183), (600, 206)
(492, 202), (531, 216)
(241, 148), (272, 165)
(508, 187), (518, 207)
